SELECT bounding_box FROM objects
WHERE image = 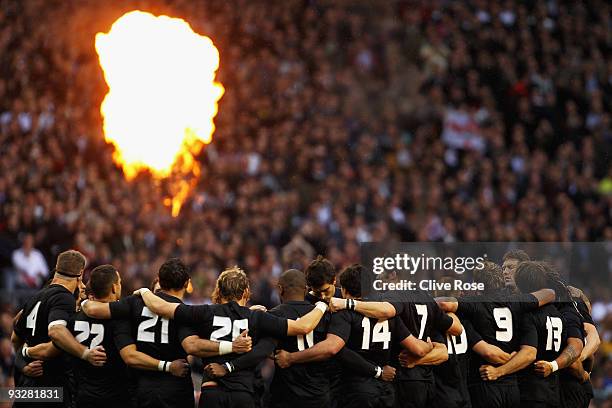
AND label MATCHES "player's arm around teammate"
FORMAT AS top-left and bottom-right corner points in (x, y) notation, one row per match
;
(331, 297), (464, 337)
(135, 286), (328, 336)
